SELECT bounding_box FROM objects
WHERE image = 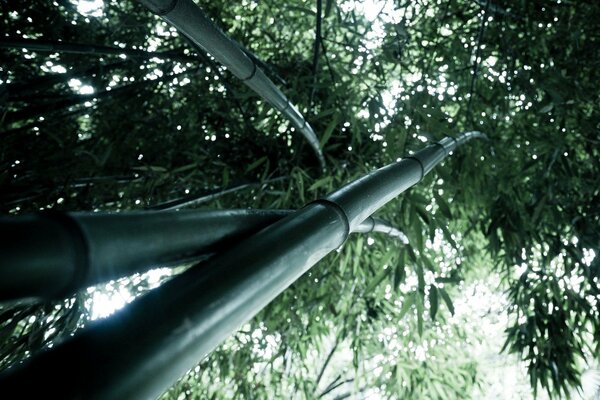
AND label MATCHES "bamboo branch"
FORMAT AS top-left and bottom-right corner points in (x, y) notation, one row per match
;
(148, 177), (286, 210)
(0, 38), (196, 63)
(331, 385), (368, 400)
(354, 217), (409, 243)
(315, 337), (339, 391)
(319, 378), (355, 398)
